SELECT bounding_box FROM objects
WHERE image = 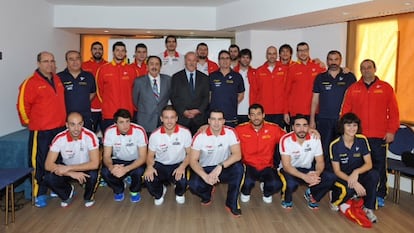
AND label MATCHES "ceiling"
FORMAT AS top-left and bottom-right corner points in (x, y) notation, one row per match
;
(48, 0), (414, 38)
